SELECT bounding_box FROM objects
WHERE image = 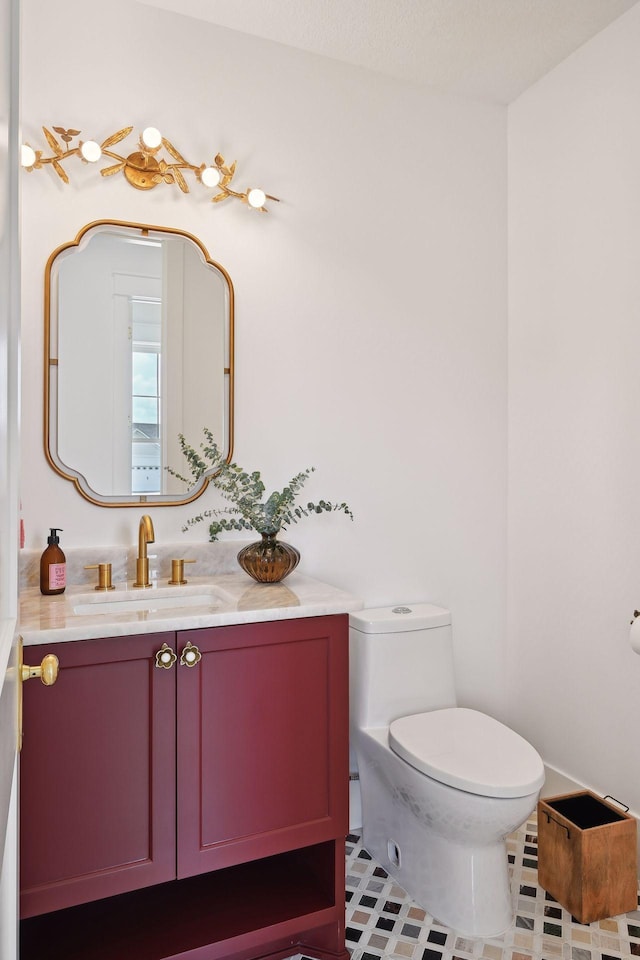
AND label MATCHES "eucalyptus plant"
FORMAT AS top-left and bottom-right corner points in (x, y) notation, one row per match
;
(168, 427), (353, 541)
